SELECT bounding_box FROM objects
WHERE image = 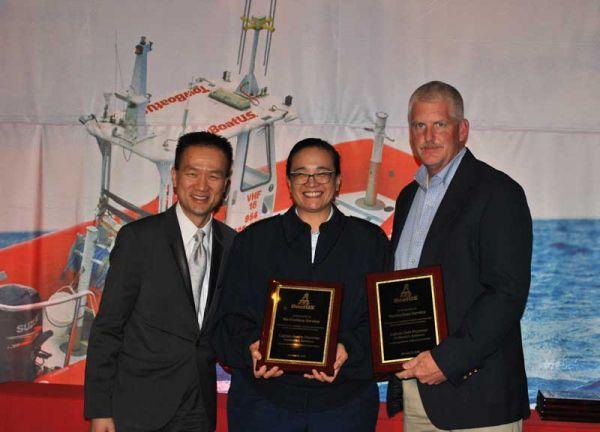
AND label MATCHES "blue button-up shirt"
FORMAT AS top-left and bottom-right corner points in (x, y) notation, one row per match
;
(394, 147), (467, 270)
